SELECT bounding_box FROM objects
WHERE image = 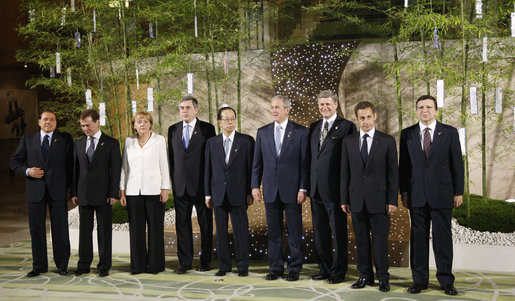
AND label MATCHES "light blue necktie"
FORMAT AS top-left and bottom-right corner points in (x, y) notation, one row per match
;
(224, 137), (231, 164)
(275, 125), (282, 156)
(183, 124), (190, 149)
